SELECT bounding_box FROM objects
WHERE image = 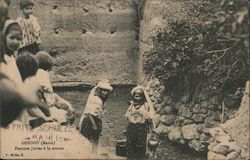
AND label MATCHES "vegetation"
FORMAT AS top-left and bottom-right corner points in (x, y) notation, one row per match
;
(144, 0), (249, 99)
